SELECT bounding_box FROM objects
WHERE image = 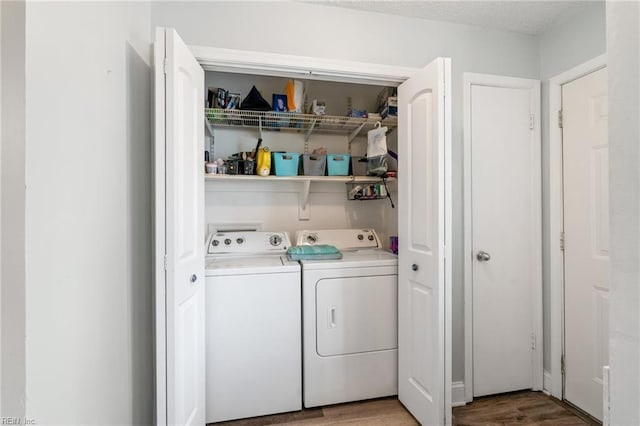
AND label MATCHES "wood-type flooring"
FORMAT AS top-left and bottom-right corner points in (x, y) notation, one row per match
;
(210, 390), (601, 425)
